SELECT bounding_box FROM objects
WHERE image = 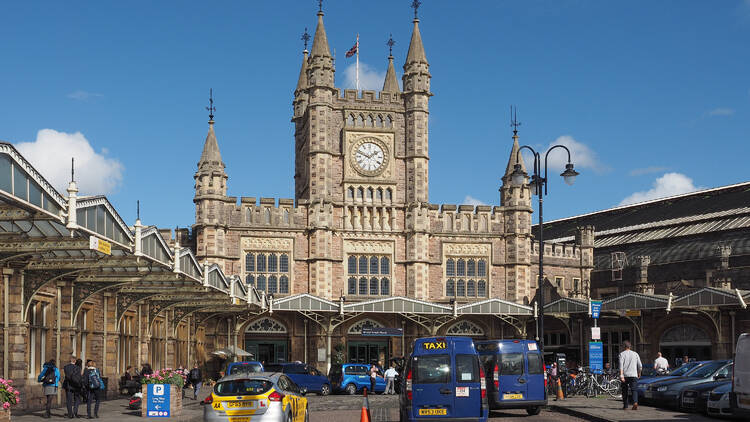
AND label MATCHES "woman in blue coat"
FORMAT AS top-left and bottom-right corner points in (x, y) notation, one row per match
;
(38, 359), (61, 418)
